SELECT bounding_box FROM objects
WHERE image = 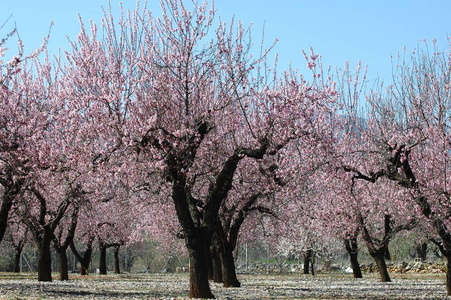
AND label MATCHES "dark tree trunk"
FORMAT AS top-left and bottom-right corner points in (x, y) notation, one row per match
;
(207, 245), (213, 280)
(0, 176), (23, 243)
(0, 196), (13, 244)
(14, 248), (22, 273)
(447, 256), (451, 296)
(349, 252), (362, 278)
(384, 248), (392, 260)
(186, 229), (214, 299)
(70, 240), (93, 275)
(24, 185), (74, 282)
(310, 253), (315, 276)
(80, 251), (92, 275)
(416, 242), (427, 262)
(218, 242), (240, 287)
(37, 228), (53, 281)
(114, 245), (120, 274)
(372, 252), (391, 282)
(167, 138), (260, 298)
(54, 239), (73, 281)
(216, 190), (274, 287)
(303, 250), (312, 275)
(53, 204), (79, 280)
(359, 215), (396, 282)
(172, 176), (215, 298)
(210, 245), (222, 283)
(13, 237), (26, 273)
(211, 229), (240, 287)
(344, 238), (362, 278)
(99, 242), (107, 275)
(346, 143), (451, 294)
(121, 248), (135, 273)
(58, 249), (69, 281)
